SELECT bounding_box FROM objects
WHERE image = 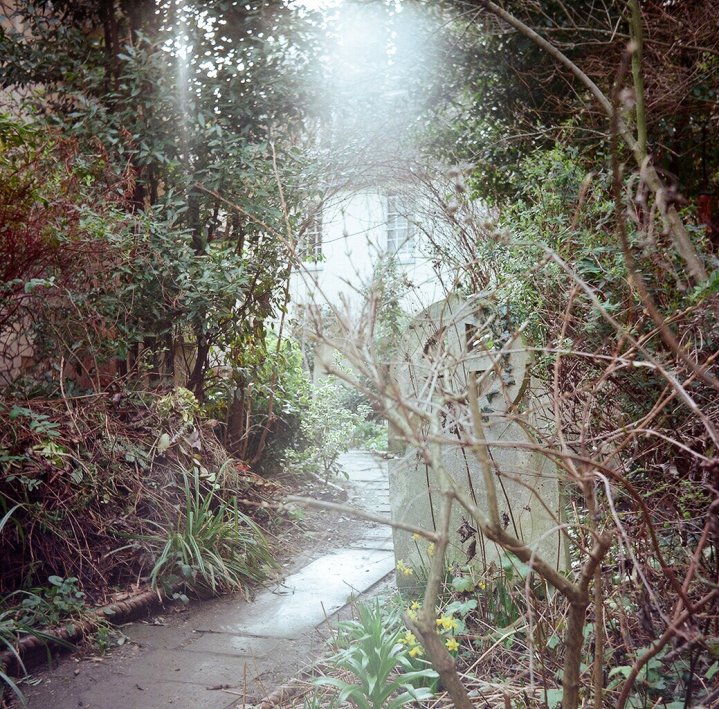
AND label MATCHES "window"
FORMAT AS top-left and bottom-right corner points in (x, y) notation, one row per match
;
(386, 195), (414, 257)
(300, 212), (323, 261)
